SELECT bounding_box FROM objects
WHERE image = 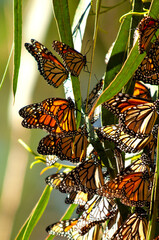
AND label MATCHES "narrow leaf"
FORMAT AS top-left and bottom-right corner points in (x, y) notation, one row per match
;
(15, 186), (52, 240)
(13, 0), (22, 97)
